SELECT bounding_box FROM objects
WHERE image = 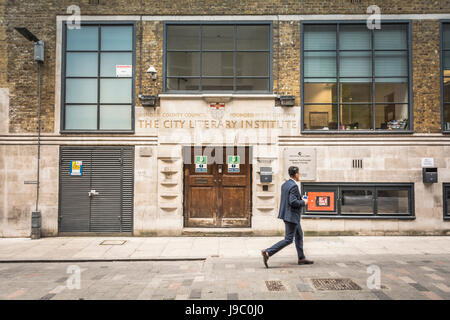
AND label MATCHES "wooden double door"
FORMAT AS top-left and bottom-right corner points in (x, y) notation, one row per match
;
(183, 146), (252, 227)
